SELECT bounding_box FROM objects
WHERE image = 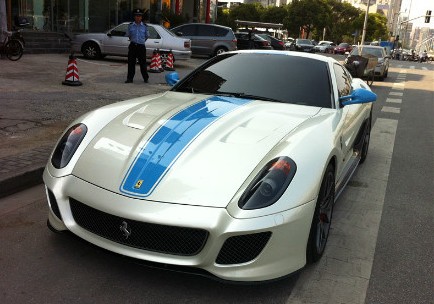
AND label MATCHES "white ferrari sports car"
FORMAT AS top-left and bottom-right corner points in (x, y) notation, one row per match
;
(44, 50), (376, 282)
